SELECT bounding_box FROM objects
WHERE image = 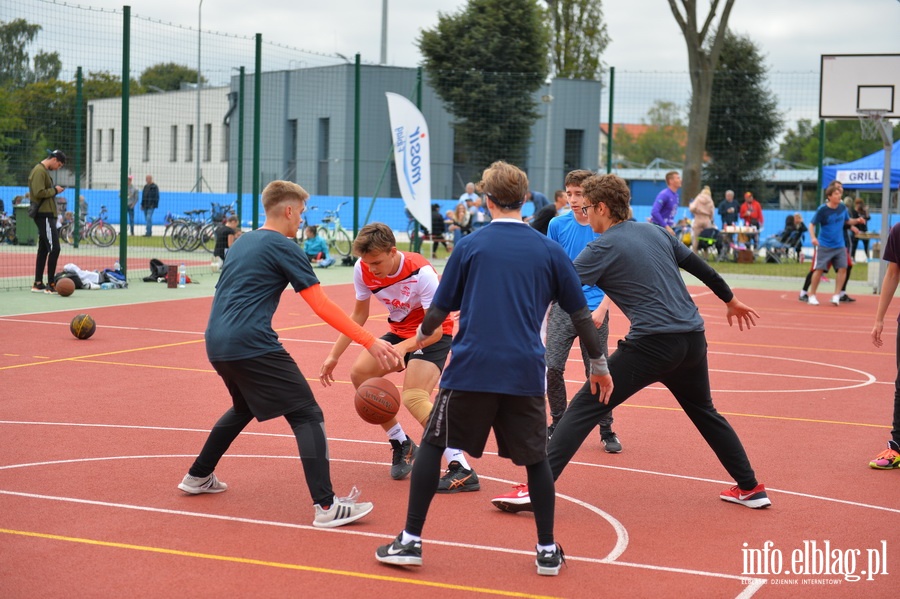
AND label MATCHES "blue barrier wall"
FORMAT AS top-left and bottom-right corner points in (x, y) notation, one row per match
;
(1, 185), (895, 243)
